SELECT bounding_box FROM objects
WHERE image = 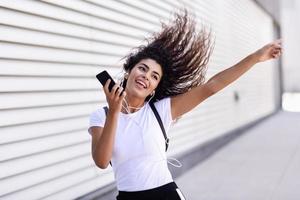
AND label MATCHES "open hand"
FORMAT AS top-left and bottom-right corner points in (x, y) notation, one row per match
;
(254, 39), (282, 62)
